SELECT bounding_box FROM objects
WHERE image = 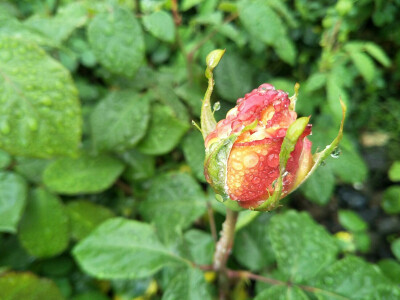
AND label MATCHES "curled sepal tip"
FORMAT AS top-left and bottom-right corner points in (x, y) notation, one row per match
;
(200, 49), (226, 140)
(292, 98), (347, 191)
(205, 49), (226, 78)
(289, 83), (300, 111)
(253, 117), (311, 212)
